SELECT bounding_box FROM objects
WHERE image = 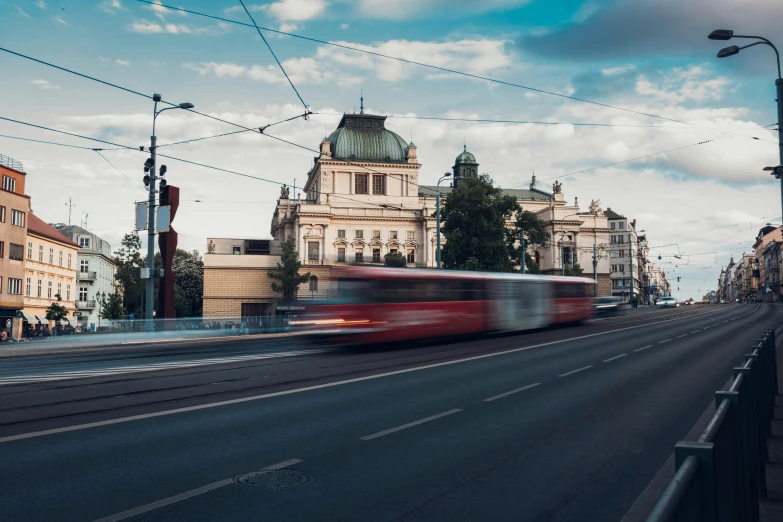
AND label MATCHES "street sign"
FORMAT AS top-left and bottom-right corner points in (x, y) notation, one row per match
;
(157, 205), (171, 233)
(129, 313), (135, 321)
(135, 202), (148, 231)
